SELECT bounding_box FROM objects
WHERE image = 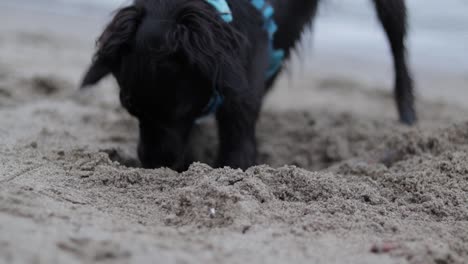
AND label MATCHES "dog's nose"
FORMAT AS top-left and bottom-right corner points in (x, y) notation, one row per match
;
(139, 148), (186, 172)
(141, 159), (186, 172)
